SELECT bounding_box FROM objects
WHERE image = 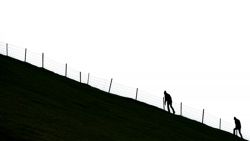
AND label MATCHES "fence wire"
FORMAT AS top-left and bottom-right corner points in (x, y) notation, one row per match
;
(26, 50), (43, 67)
(7, 44), (25, 62)
(67, 66), (81, 82)
(0, 42), (248, 140)
(111, 82), (137, 99)
(0, 42), (6, 55)
(137, 90), (163, 109)
(182, 104), (203, 123)
(89, 75), (110, 92)
(80, 72), (89, 84)
(45, 56), (65, 76)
